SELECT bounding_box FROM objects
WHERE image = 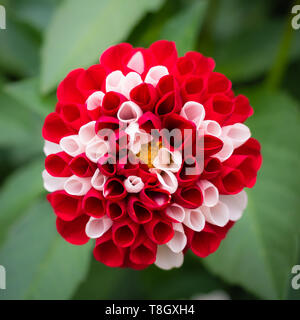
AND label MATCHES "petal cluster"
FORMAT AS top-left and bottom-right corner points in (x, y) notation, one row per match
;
(42, 40), (262, 270)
